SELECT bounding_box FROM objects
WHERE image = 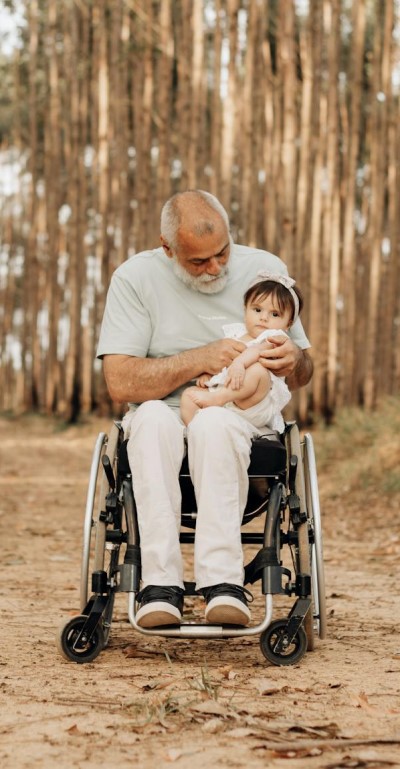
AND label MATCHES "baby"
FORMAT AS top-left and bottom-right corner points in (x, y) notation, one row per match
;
(180, 271), (304, 433)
